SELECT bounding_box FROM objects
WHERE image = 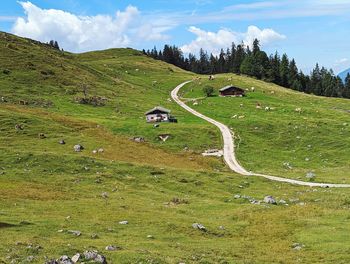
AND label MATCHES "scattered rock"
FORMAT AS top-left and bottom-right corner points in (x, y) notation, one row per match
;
(147, 235), (154, 239)
(59, 139), (66, 145)
(101, 192), (109, 199)
(292, 243), (305, 251)
(67, 230), (81, 236)
(105, 245), (120, 251)
(83, 250), (107, 264)
(306, 172), (316, 180)
(192, 223), (206, 232)
(234, 194), (241, 199)
(279, 199), (287, 205)
(264, 196), (277, 205)
(202, 149), (223, 157)
(57, 256), (73, 264)
(71, 253), (80, 263)
(73, 145), (84, 152)
(132, 137), (145, 143)
(119, 220), (128, 225)
(98, 148), (104, 153)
